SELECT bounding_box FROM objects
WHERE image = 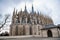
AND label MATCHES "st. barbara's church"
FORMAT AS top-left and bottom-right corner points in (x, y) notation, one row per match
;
(10, 4), (60, 37)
